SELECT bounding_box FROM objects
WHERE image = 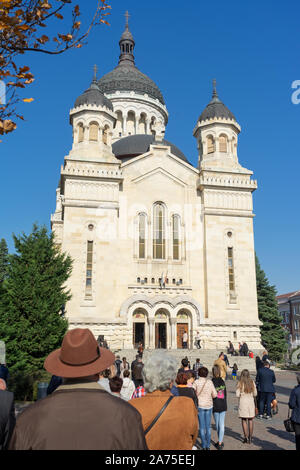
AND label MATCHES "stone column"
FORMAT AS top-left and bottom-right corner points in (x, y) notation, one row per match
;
(170, 318), (177, 350)
(145, 117), (149, 135)
(123, 112), (128, 135)
(147, 219), (152, 260)
(148, 318), (155, 349)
